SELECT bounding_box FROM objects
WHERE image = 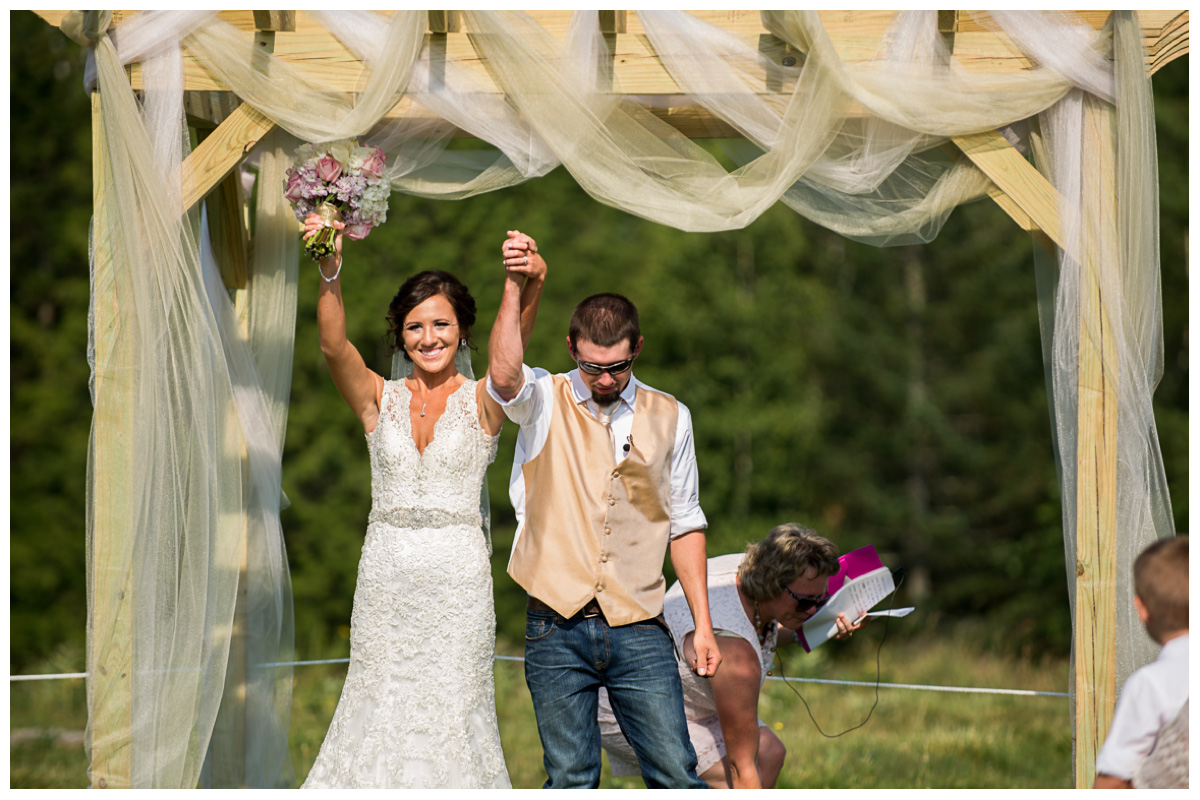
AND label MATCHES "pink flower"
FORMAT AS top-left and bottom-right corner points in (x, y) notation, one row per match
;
(360, 146), (387, 179)
(344, 223), (373, 240)
(283, 171), (306, 203)
(316, 155), (343, 183)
